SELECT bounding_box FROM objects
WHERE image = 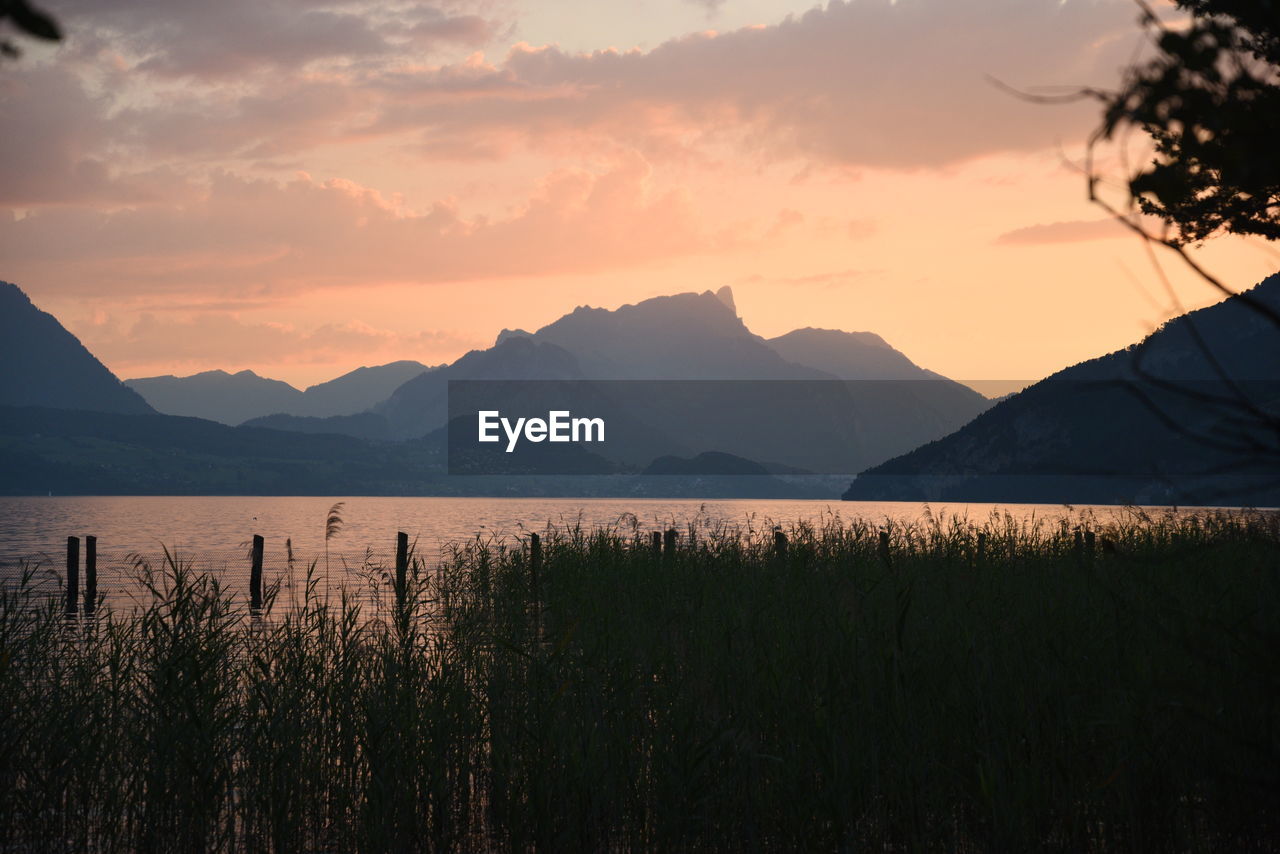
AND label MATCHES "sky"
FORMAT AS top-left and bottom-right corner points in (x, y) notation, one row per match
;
(2, 0), (1277, 389)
